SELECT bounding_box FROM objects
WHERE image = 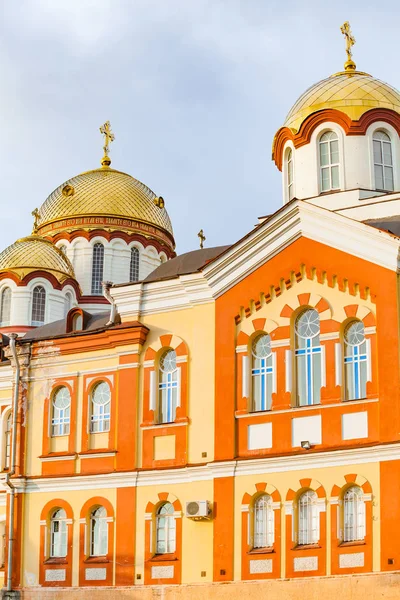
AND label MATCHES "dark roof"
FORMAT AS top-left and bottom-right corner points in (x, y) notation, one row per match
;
(23, 312), (111, 342)
(142, 245), (231, 283)
(365, 215), (400, 237)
